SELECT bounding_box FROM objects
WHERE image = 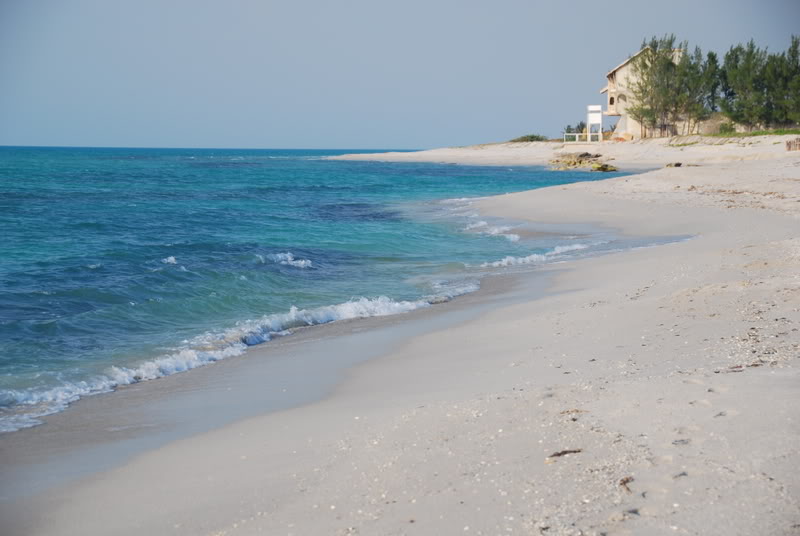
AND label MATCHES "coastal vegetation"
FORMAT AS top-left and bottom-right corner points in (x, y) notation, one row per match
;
(563, 121), (587, 134)
(708, 127), (800, 138)
(509, 134), (549, 142)
(628, 35), (800, 137)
